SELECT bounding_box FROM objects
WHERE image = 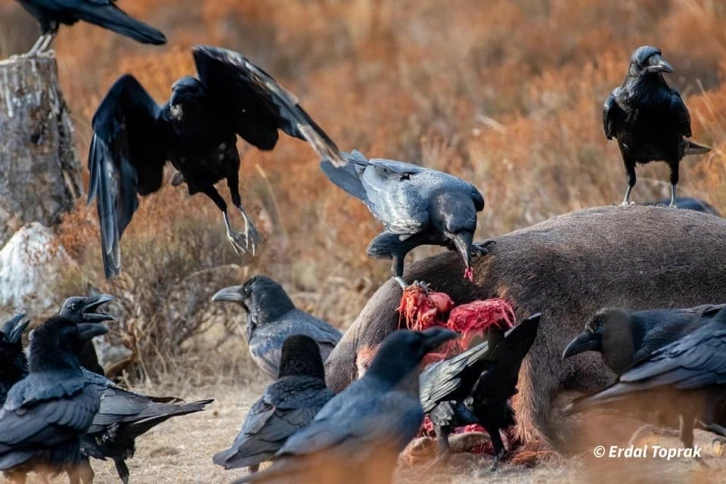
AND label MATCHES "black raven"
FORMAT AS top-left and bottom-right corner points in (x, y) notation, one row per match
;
(233, 327), (458, 484)
(562, 305), (725, 375)
(604, 46), (711, 206)
(0, 317), (107, 484)
(0, 315), (30, 405)
(213, 335), (334, 473)
(212, 275), (342, 380)
(320, 150), (492, 288)
(16, 0), (165, 56)
(89, 45), (345, 278)
(60, 294), (116, 376)
(80, 368), (213, 484)
(646, 196), (720, 215)
(568, 314), (726, 464)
